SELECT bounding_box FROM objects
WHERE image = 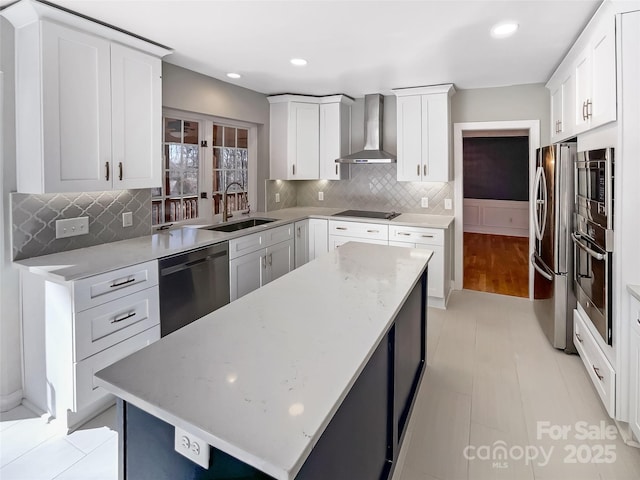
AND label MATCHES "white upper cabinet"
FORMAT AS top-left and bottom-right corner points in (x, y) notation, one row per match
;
(548, 69), (576, 143)
(2, 0), (171, 194)
(547, 8), (616, 138)
(269, 95), (353, 180)
(393, 84), (455, 183)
